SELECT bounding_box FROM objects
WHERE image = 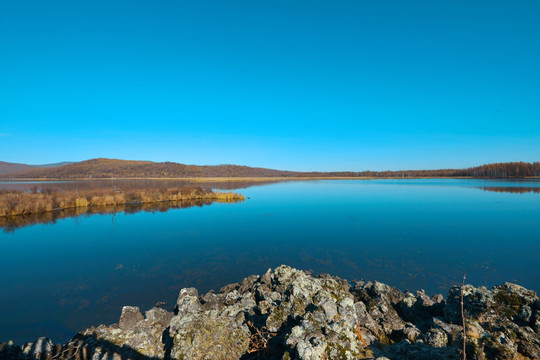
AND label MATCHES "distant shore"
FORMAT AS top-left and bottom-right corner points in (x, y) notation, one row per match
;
(2, 159), (539, 179)
(2, 176), (540, 182)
